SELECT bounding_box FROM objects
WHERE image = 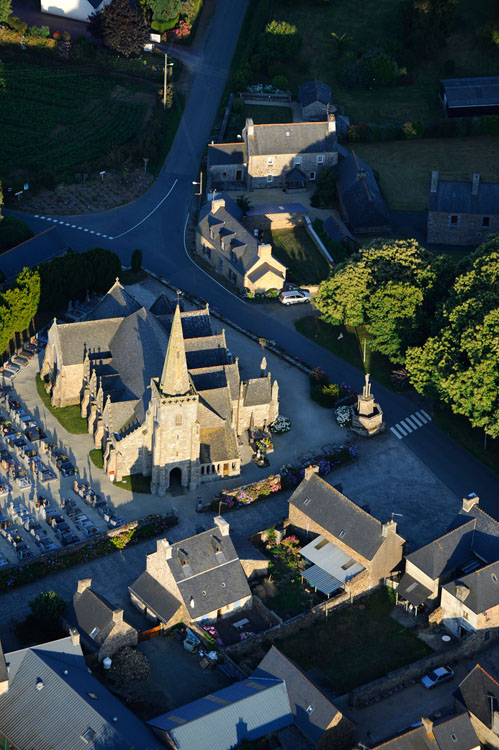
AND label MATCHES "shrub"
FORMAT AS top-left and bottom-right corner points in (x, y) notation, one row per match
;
(258, 19), (302, 62)
(52, 29), (61, 39)
(310, 366), (329, 386)
(62, 30), (71, 41)
(341, 48), (398, 89)
(8, 15), (27, 33)
(0, 215), (34, 251)
(250, 53), (263, 71)
(267, 59), (285, 78)
(131, 248), (142, 272)
(311, 382), (340, 408)
(28, 24), (50, 37)
(271, 74), (288, 90)
(233, 62), (251, 90)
